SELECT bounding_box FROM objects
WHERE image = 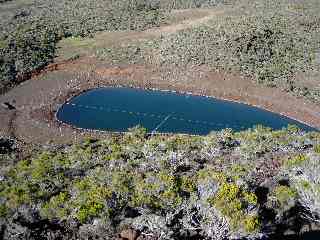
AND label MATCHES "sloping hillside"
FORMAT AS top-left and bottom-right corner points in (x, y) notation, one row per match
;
(1, 126), (320, 239)
(0, 1), (320, 239)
